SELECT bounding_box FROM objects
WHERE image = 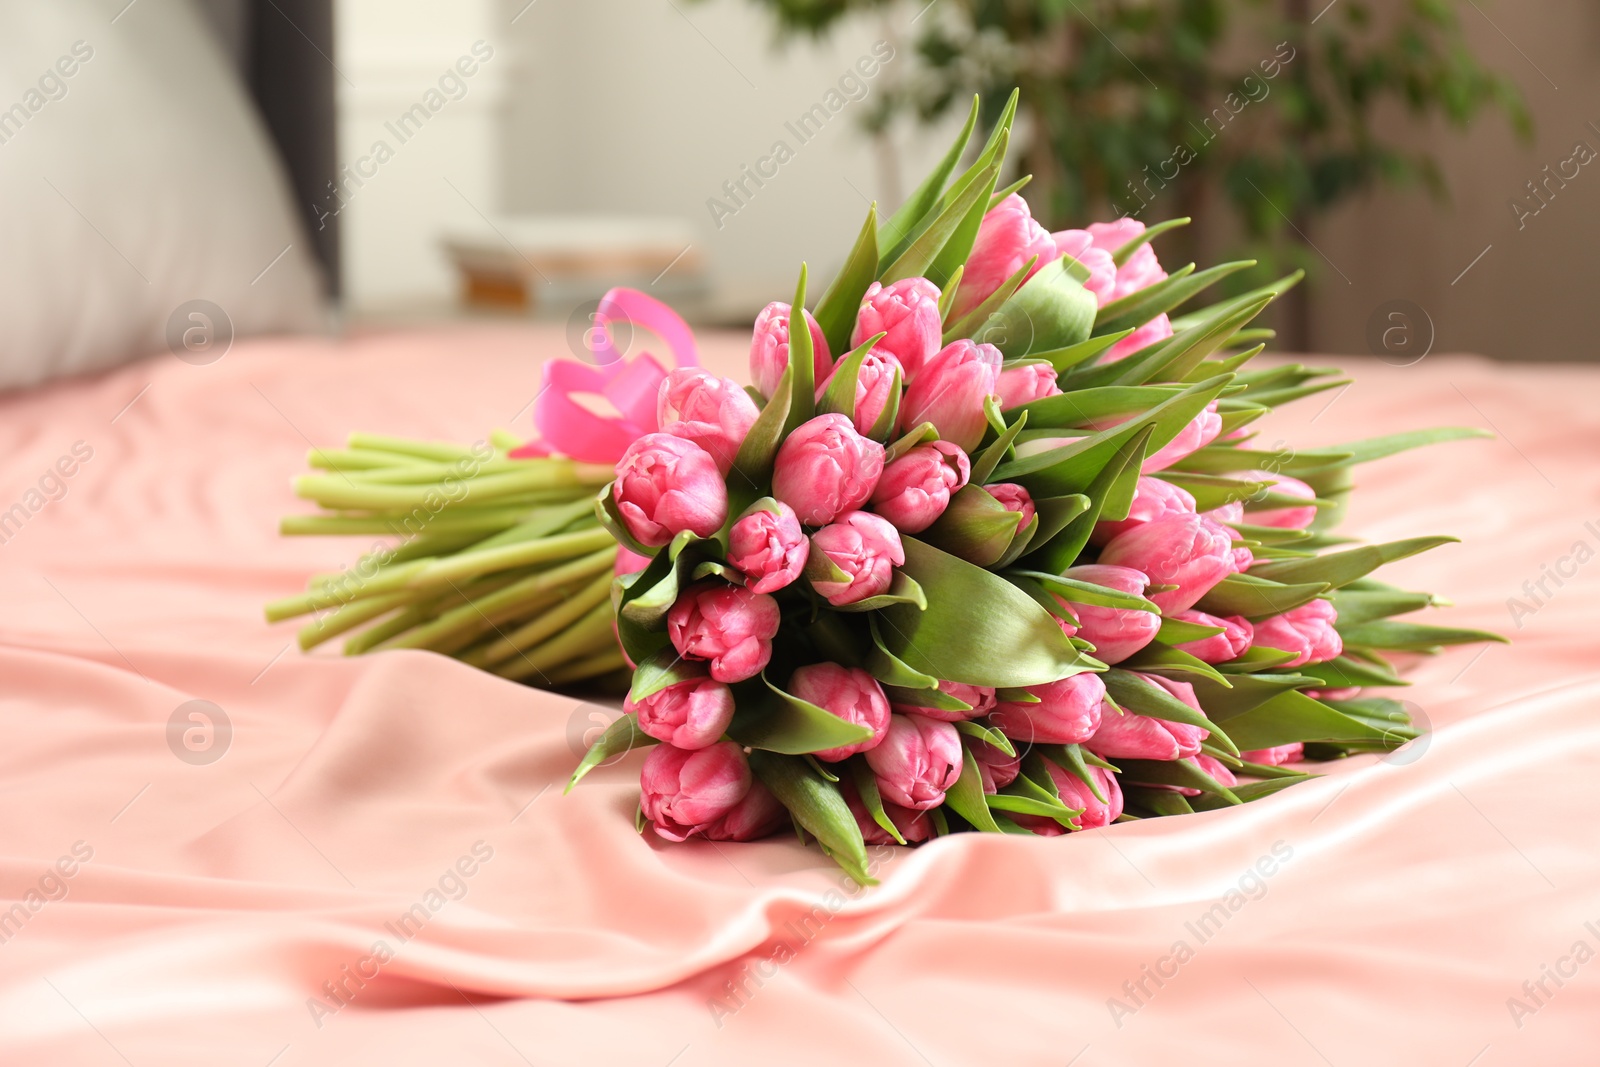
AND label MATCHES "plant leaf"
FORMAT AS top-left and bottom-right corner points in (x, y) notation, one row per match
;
(750, 751), (875, 885)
